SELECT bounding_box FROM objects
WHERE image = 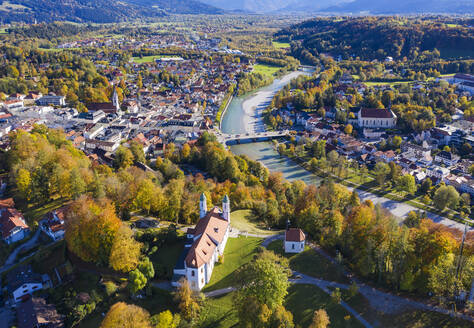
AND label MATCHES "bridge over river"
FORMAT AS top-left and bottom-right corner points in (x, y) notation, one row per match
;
(216, 130), (290, 145)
